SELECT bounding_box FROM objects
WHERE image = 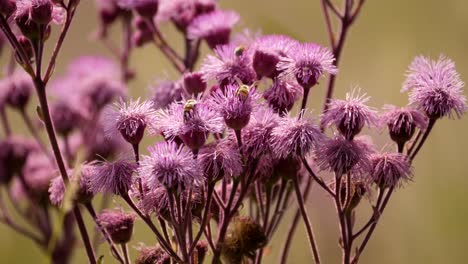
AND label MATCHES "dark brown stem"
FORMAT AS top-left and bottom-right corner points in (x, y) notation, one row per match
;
(301, 157), (335, 197)
(292, 173), (321, 264)
(279, 177), (313, 264)
(121, 193), (181, 262)
(121, 244), (130, 264)
(73, 207), (97, 264)
(409, 119), (436, 160)
(189, 182), (214, 254)
(0, 108), (11, 136)
(120, 14), (133, 83)
(44, 4), (77, 84)
(334, 175), (350, 264)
